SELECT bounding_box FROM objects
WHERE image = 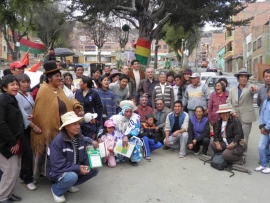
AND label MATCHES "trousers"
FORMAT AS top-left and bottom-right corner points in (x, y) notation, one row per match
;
(258, 133), (270, 167)
(0, 154), (21, 201)
(52, 169), (99, 196)
(163, 132), (188, 156)
(190, 137), (210, 155)
(142, 136), (162, 157)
